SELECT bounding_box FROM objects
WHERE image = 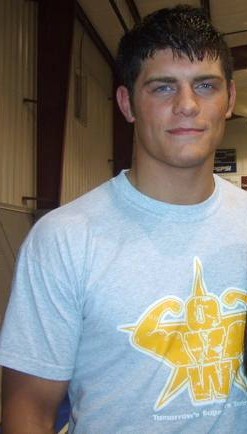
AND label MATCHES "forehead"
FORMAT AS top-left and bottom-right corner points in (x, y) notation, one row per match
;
(136, 49), (225, 83)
